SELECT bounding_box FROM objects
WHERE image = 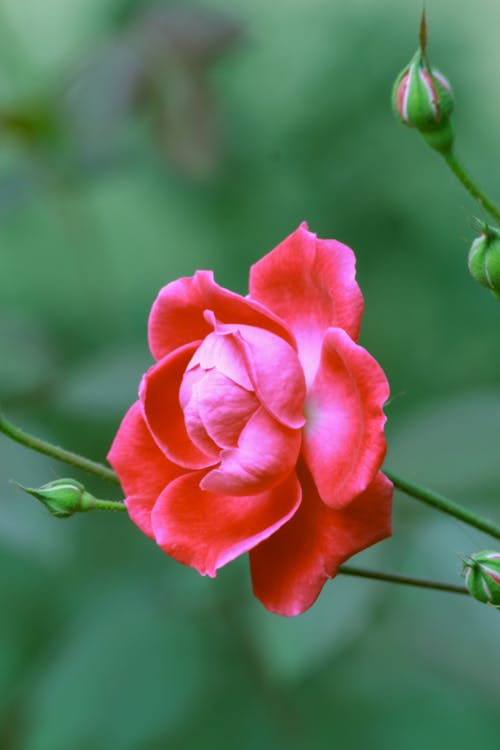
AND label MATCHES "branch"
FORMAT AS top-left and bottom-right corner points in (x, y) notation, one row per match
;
(0, 411), (119, 484)
(339, 564), (468, 595)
